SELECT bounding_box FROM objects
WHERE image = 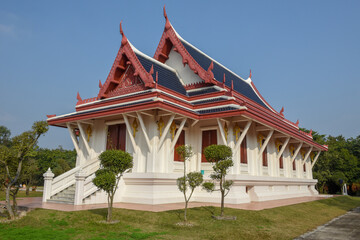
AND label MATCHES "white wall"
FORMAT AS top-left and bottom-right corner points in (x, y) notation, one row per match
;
(165, 48), (204, 86)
